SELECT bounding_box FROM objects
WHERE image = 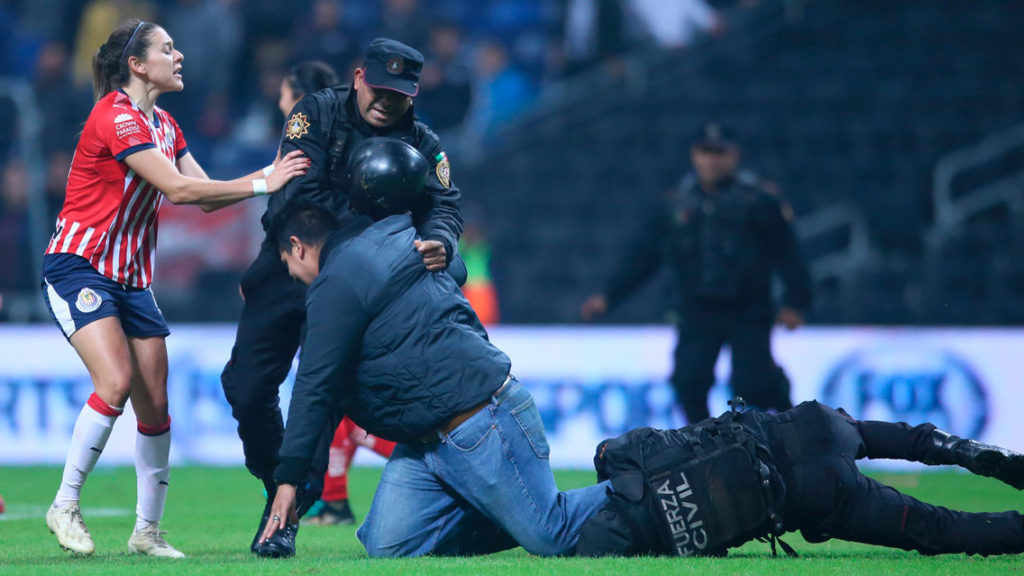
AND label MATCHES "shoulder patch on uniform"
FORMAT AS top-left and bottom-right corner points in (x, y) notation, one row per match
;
(435, 152), (450, 188)
(76, 288), (102, 313)
(286, 112), (311, 140)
